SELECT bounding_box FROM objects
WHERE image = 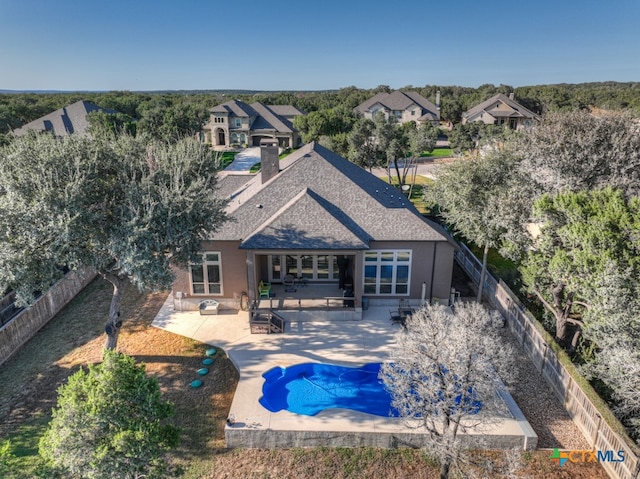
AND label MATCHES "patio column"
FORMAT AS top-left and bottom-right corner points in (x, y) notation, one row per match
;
(246, 251), (257, 302)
